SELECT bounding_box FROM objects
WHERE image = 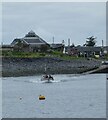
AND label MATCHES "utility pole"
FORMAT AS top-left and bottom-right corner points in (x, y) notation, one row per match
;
(52, 36), (54, 44)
